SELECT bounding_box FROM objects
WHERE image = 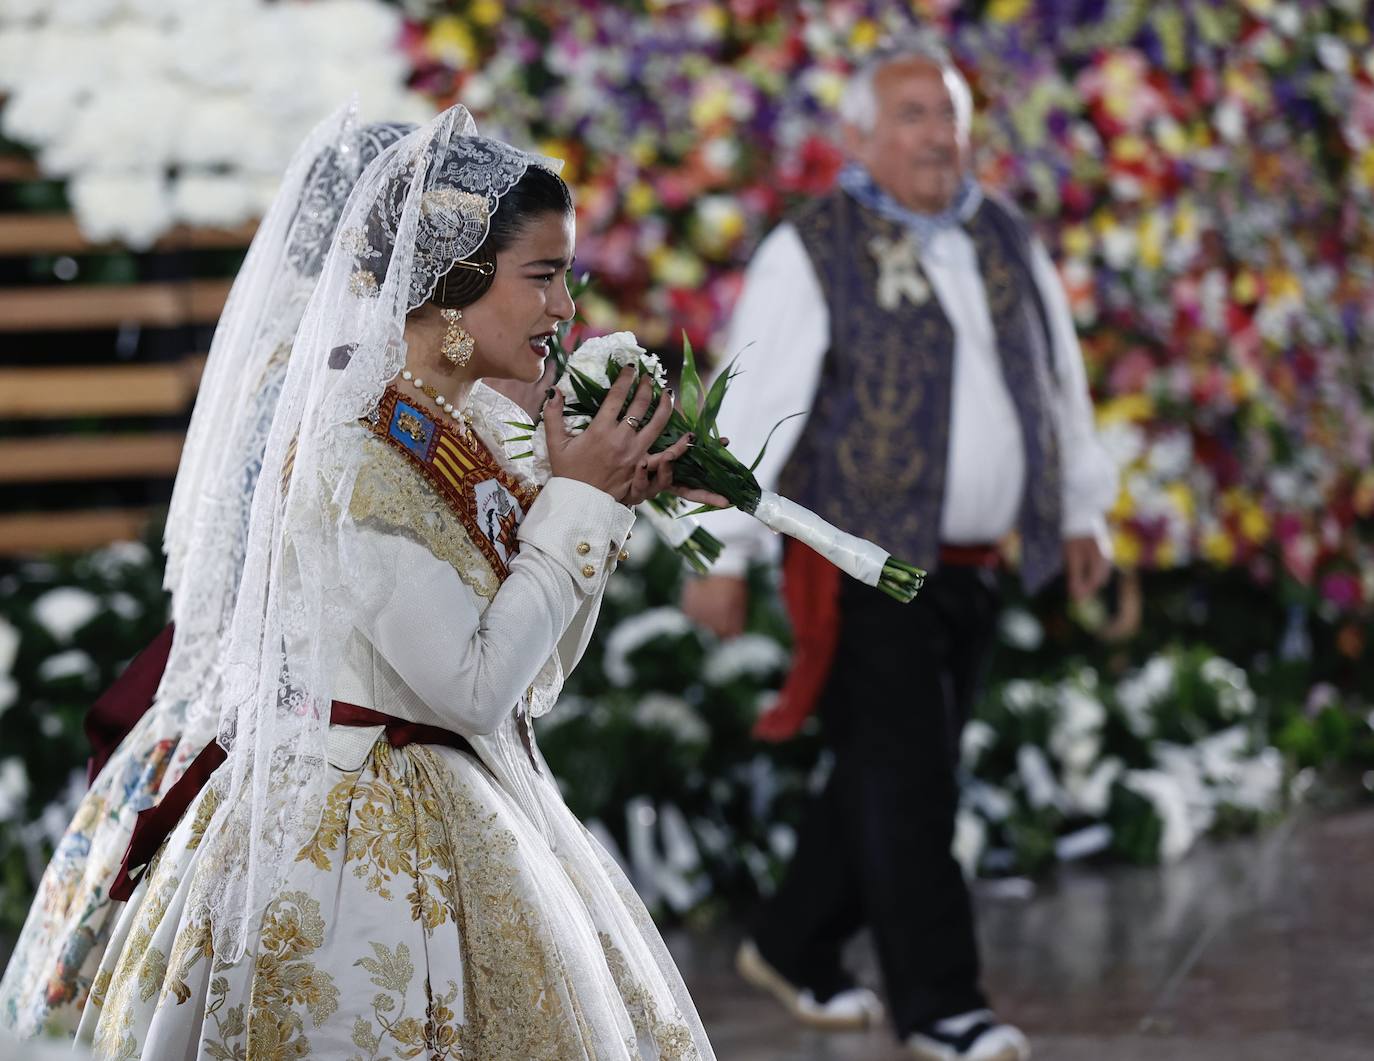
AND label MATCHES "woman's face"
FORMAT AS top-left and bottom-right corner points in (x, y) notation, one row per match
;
(462, 210), (576, 383)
